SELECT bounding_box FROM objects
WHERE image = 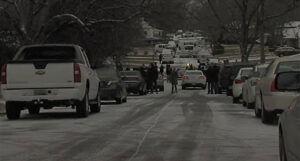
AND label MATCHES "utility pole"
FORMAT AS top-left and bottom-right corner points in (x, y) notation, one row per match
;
(259, 0), (266, 63)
